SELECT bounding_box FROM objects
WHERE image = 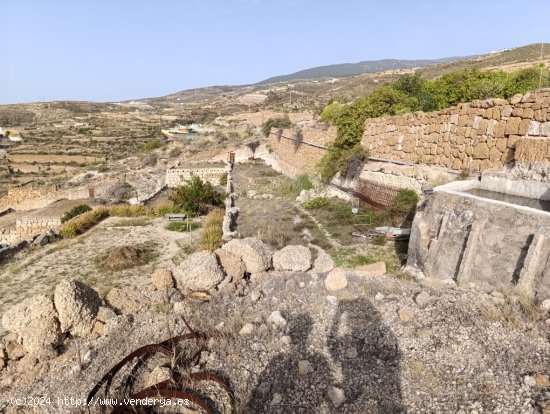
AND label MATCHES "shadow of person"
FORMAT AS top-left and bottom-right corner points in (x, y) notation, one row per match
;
(328, 298), (405, 413)
(245, 313), (333, 414)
